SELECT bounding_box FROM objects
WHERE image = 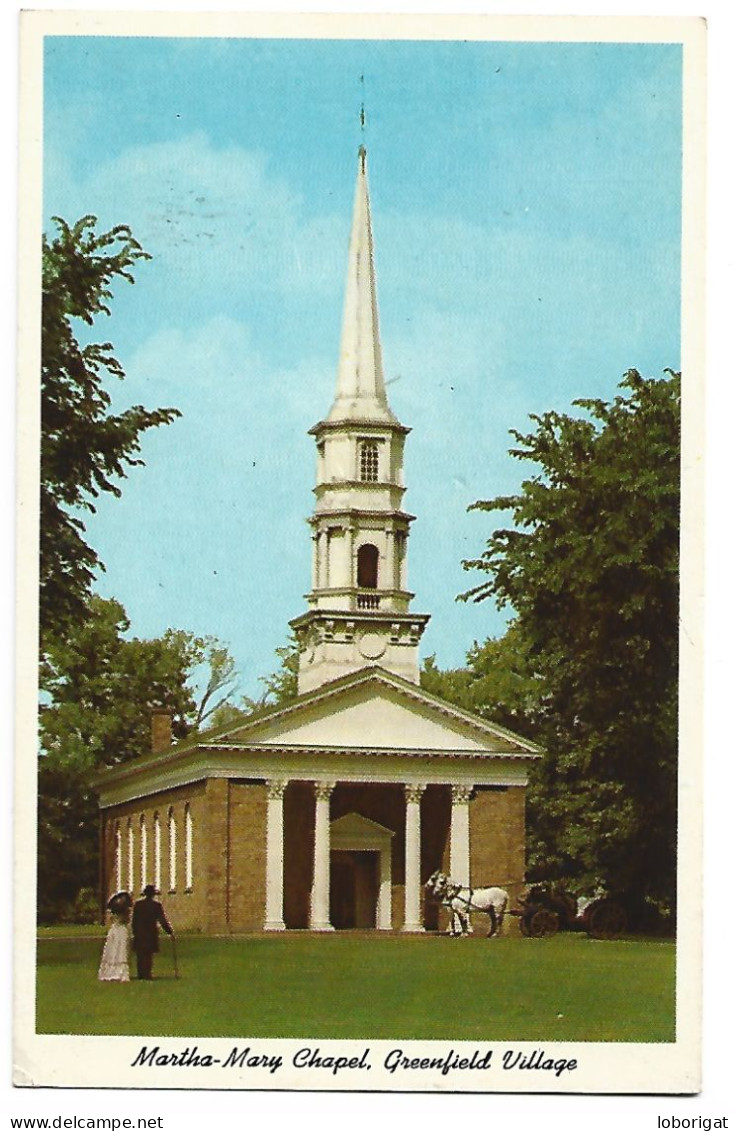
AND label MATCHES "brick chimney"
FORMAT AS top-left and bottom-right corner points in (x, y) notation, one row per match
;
(151, 708), (172, 755)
